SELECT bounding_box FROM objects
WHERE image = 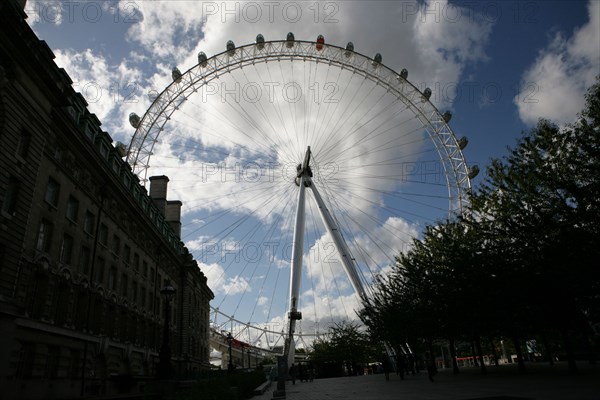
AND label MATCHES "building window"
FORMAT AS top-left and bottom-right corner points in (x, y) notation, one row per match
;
(74, 291), (88, 330)
(35, 220), (53, 252)
(123, 245), (131, 266)
(96, 257), (106, 285)
(140, 287), (146, 309)
(99, 143), (109, 159)
(121, 274), (128, 297)
(29, 272), (50, 320)
(132, 281), (138, 304)
(142, 261), (148, 278)
(106, 305), (116, 337)
(68, 349), (81, 379)
(16, 342), (36, 378)
(112, 235), (121, 256)
(16, 129), (31, 159)
(99, 224), (108, 246)
(147, 291), (153, 311)
(44, 178), (60, 207)
(133, 253), (140, 272)
(65, 196), (79, 222)
(44, 346), (60, 379)
(53, 146), (63, 161)
(59, 234), (74, 265)
(84, 211), (95, 234)
(108, 266), (117, 291)
(79, 246), (91, 274)
(1, 176), (20, 216)
(54, 282), (70, 326)
(90, 297), (104, 334)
